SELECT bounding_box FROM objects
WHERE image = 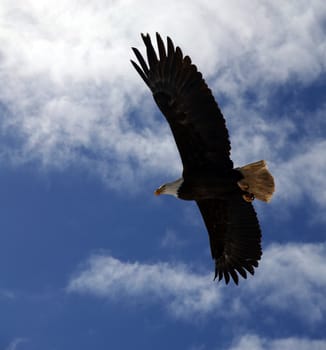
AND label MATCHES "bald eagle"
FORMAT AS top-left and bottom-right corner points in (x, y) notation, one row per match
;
(131, 33), (275, 285)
